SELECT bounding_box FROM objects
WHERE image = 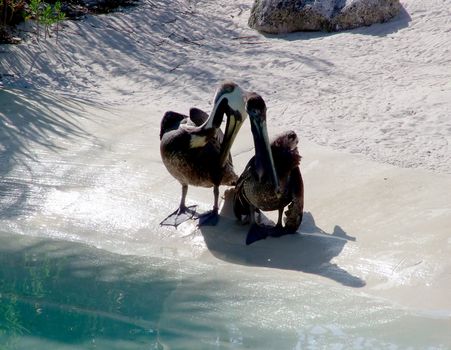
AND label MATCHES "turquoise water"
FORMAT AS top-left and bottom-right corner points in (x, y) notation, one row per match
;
(0, 234), (170, 349)
(1, 232), (450, 350)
